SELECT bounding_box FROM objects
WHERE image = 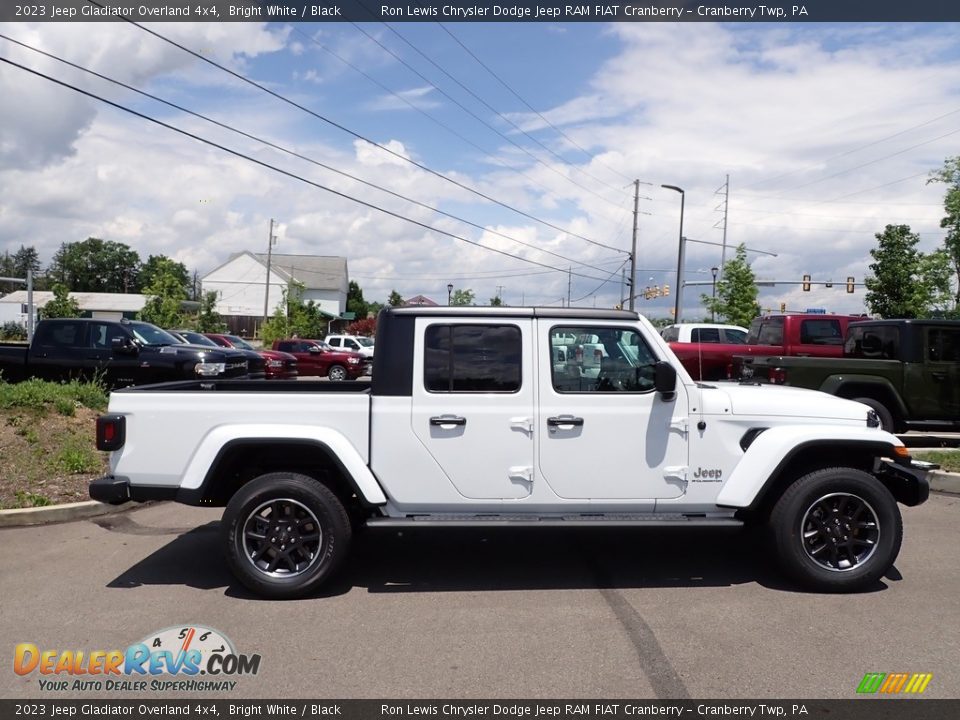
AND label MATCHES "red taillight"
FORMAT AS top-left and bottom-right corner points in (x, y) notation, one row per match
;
(769, 367), (787, 384)
(96, 415), (125, 451)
